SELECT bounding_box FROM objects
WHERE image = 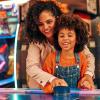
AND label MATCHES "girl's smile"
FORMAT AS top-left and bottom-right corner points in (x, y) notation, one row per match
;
(58, 28), (76, 53)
